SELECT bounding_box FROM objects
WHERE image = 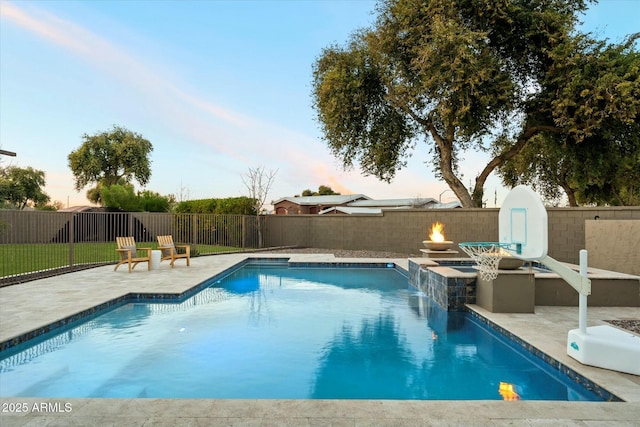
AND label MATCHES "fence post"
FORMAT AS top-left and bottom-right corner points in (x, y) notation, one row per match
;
(68, 212), (74, 267)
(192, 214), (197, 248)
(242, 216), (246, 249)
